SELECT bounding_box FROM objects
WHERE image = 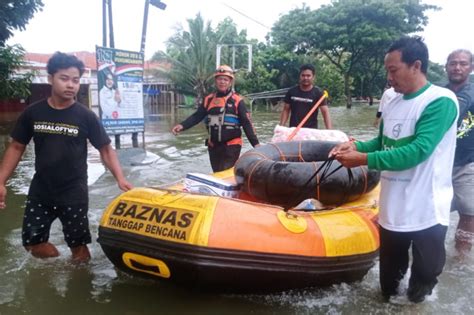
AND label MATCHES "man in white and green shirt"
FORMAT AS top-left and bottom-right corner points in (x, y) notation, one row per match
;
(330, 37), (458, 303)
